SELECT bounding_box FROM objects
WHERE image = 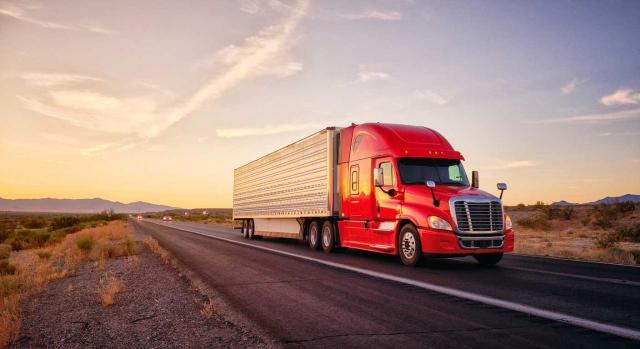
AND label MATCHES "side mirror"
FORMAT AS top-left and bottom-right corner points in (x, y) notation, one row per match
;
(497, 182), (507, 199)
(471, 170), (479, 188)
(373, 168), (384, 187)
(425, 180), (439, 207)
